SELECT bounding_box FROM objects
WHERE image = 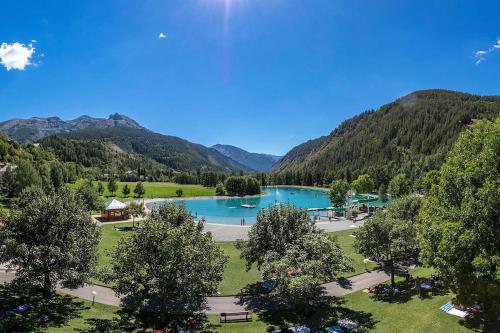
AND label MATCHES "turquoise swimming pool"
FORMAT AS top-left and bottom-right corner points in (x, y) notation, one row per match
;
(150, 186), (332, 225)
